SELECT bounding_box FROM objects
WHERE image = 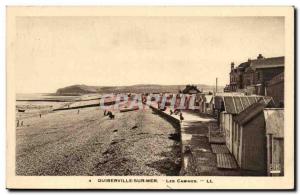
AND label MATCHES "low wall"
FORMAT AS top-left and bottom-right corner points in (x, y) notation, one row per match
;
(149, 105), (181, 130)
(148, 105), (185, 176)
(53, 103), (100, 111)
(53, 101), (115, 111)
